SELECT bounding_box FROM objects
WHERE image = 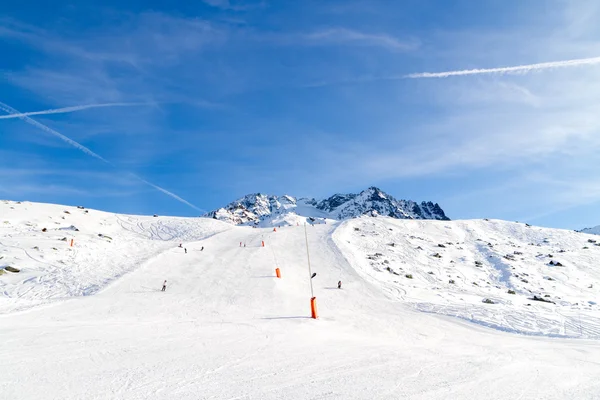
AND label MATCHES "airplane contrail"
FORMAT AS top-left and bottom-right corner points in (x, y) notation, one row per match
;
(0, 102), (148, 120)
(0, 100), (204, 213)
(405, 56), (600, 78)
